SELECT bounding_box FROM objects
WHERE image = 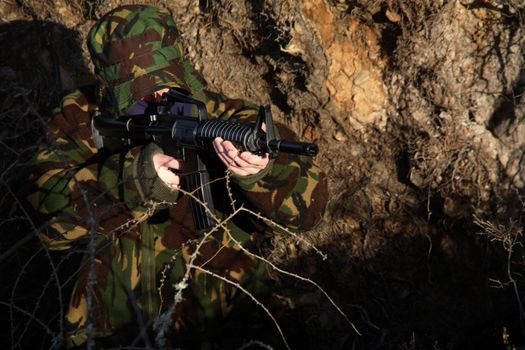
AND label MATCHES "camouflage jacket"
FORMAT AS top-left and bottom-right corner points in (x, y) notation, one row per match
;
(26, 87), (328, 347)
